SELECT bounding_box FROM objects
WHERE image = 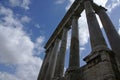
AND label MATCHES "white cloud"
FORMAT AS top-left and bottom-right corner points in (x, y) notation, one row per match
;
(96, 15), (104, 28)
(0, 6), (43, 80)
(78, 11), (89, 46)
(94, 0), (108, 7)
(106, 0), (120, 12)
(16, 57), (42, 80)
(93, 0), (120, 13)
(21, 0), (31, 10)
(9, 0), (31, 10)
(66, 0), (108, 10)
(0, 26), (34, 64)
(35, 24), (41, 29)
(80, 47), (85, 52)
(66, 29), (71, 49)
(118, 28), (120, 35)
(0, 24), (42, 80)
(0, 6), (13, 16)
(66, 0), (120, 14)
(118, 19), (120, 35)
(0, 6), (23, 27)
(34, 36), (45, 55)
(9, 0), (20, 7)
(66, 0), (74, 10)
(0, 72), (21, 80)
(21, 16), (31, 23)
(55, 0), (65, 4)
